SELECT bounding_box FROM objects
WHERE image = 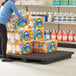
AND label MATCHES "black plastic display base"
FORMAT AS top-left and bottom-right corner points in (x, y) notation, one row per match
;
(7, 51), (74, 64)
